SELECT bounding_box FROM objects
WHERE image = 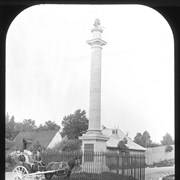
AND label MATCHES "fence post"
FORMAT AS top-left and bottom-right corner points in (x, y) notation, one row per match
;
(134, 155), (136, 178)
(140, 155), (142, 180)
(143, 155), (145, 180)
(122, 154), (124, 176)
(117, 154), (119, 174)
(130, 155), (133, 177)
